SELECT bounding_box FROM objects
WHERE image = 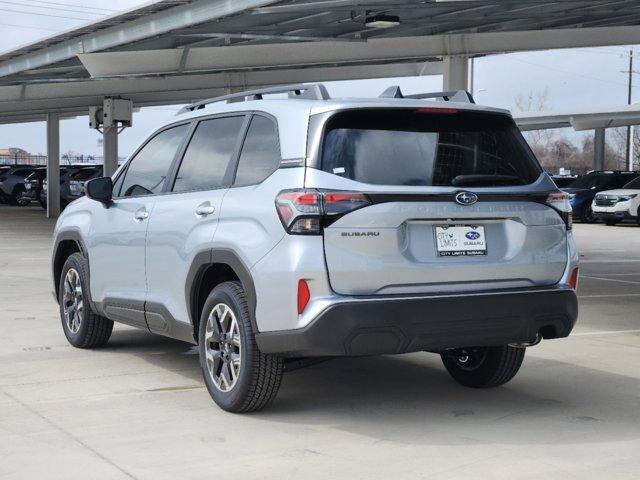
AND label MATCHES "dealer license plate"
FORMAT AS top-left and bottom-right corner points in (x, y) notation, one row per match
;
(435, 225), (487, 257)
